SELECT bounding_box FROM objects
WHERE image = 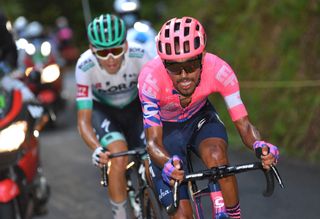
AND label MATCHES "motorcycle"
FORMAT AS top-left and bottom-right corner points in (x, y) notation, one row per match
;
(19, 37), (66, 127)
(0, 88), (50, 219)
